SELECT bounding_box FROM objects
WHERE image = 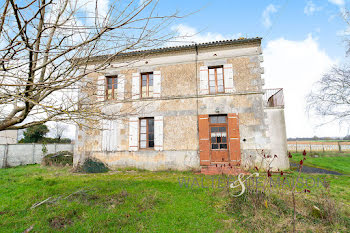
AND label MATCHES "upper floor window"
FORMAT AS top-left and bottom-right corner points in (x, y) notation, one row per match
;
(106, 76), (118, 100)
(140, 117), (154, 149)
(141, 72), (153, 98)
(208, 66), (224, 94)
